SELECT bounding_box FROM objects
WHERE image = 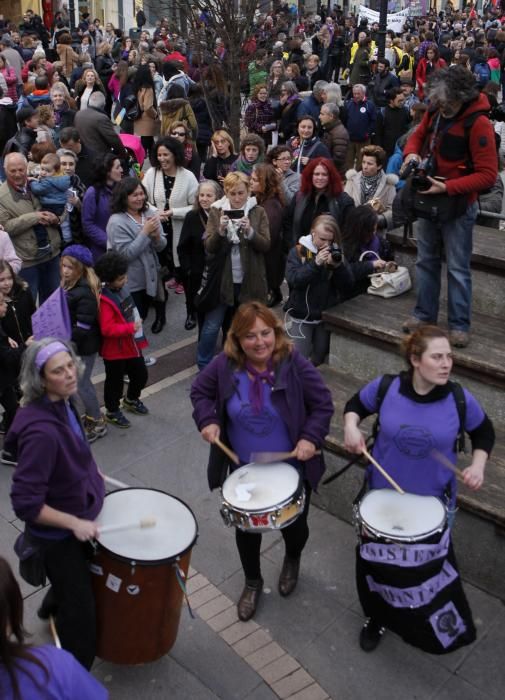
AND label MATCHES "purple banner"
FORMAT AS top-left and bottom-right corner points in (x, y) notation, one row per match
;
(360, 529), (450, 568)
(429, 601), (467, 649)
(366, 560), (459, 609)
(31, 287), (72, 341)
